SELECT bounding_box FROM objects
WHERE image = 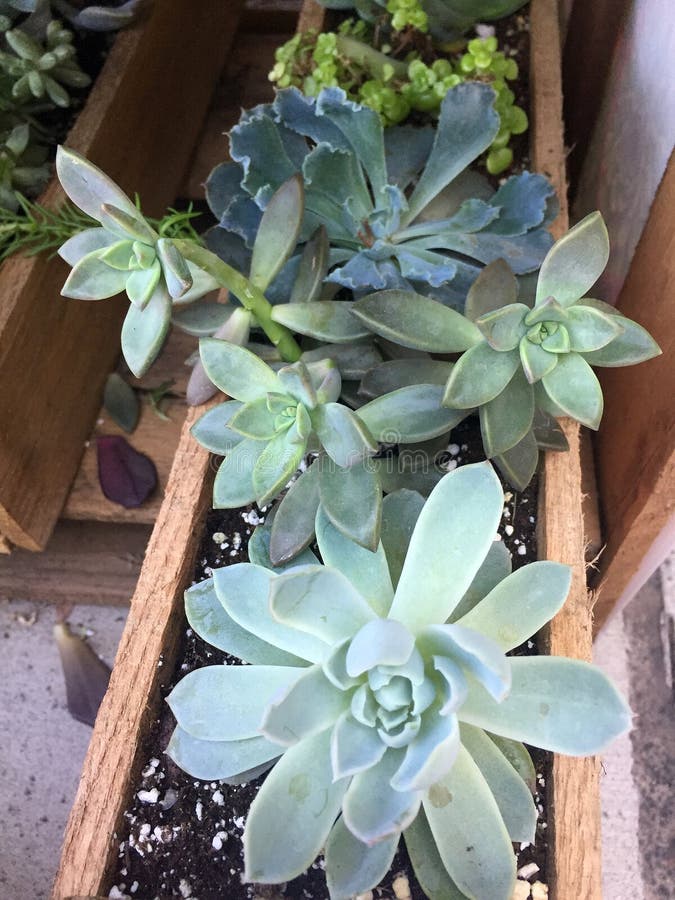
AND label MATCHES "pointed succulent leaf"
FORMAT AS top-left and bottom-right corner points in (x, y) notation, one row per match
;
(230, 396), (283, 440)
(171, 299), (234, 337)
(291, 225), (329, 304)
(271, 301), (370, 343)
(519, 338), (558, 383)
(173, 260), (220, 305)
(100, 203), (158, 245)
(342, 749), (422, 845)
(190, 400), (243, 454)
(476, 303), (528, 351)
(125, 260), (161, 309)
(459, 724), (536, 843)
(56, 145), (143, 224)
(61, 249), (130, 300)
(155, 237), (192, 298)
(346, 620), (415, 677)
(212, 438), (267, 507)
(261, 664), (349, 746)
(120, 284), (171, 377)
(184, 577), (304, 666)
(359, 359), (451, 399)
(524, 296), (570, 326)
(103, 373), (139, 433)
(541, 325), (570, 353)
(316, 506), (393, 617)
(166, 664), (305, 741)
(488, 734), (536, 791)
(330, 711), (388, 780)
(319, 460), (382, 550)
(359, 385), (466, 443)
(535, 211), (609, 307)
(450, 540), (513, 621)
(250, 174), (304, 291)
(564, 304), (623, 352)
(59, 226), (119, 266)
(199, 338), (279, 402)
(276, 361), (318, 408)
(325, 816), (398, 900)
(353, 291), (482, 353)
(379, 489), (425, 590)
(493, 429), (539, 491)
(456, 561), (571, 651)
(443, 344), (519, 409)
(389, 463), (503, 632)
(252, 423), (307, 506)
(479, 368), (535, 457)
(423, 745), (516, 900)
(580, 315), (661, 366)
(390, 712), (460, 792)
(459, 656), (632, 754)
(244, 728), (348, 883)
(270, 564), (375, 646)
(167, 726), (280, 782)
(404, 83), (500, 225)
(269, 463), (320, 564)
(248, 519), (319, 572)
(541, 353), (604, 429)
(465, 258), (519, 321)
(213, 563), (328, 663)
(405, 809), (467, 900)
(311, 402), (378, 467)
